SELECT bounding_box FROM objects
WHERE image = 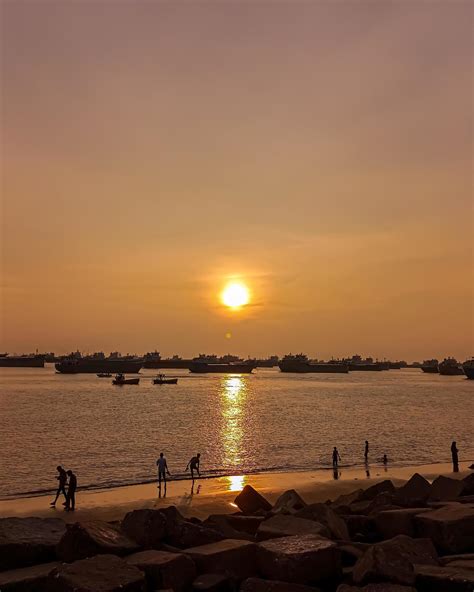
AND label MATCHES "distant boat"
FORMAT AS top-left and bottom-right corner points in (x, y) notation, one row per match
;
(421, 359), (439, 373)
(438, 358), (464, 376)
(462, 359), (474, 380)
(97, 373), (112, 378)
(189, 362), (254, 374)
(112, 374), (140, 385)
(56, 356), (142, 374)
(153, 374), (178, 385)
(0, 355), (45, 368)
(279, 354), (349, 373)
